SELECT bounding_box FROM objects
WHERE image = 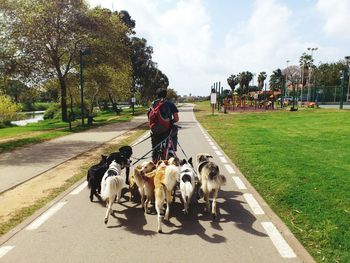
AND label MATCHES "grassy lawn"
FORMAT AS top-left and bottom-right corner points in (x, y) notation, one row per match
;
(194, 101), (350, 263)
(0, 107), (147, 153)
